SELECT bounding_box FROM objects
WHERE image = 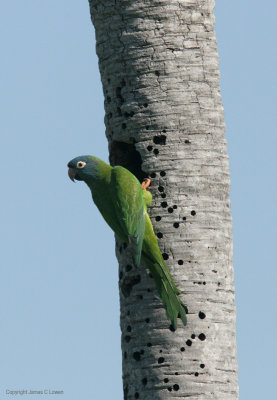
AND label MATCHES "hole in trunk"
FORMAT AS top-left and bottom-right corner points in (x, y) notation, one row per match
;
(109, 141), (148, 182)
